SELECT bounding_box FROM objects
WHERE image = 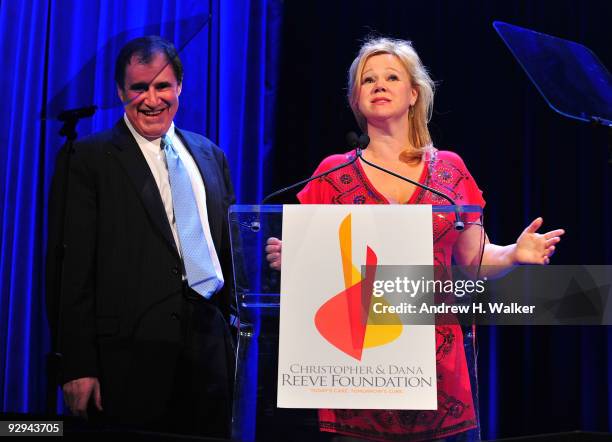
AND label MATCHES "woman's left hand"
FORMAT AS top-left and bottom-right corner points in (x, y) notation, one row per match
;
(514, 217), (565, 265)
(265, 237), (282, 271)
